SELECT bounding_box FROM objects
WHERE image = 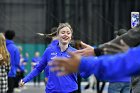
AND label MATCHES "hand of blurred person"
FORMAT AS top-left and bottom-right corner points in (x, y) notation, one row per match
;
(74, 41), (95, 56)
(103, 39), (129, 54)
(48, 52), (81, 76)
(19, 79), (25, 87)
